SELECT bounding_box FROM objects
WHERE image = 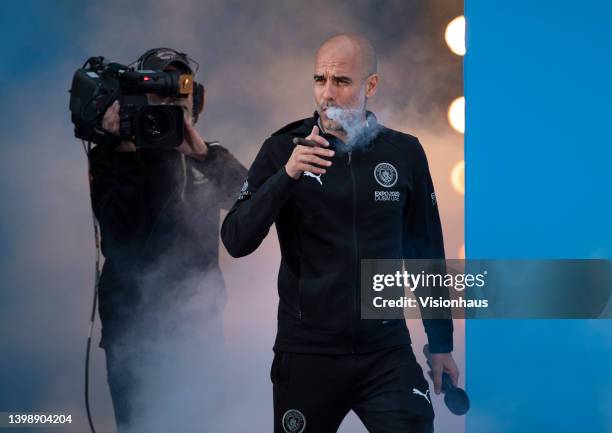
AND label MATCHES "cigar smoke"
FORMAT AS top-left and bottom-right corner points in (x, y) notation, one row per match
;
(324, 105), (383, 152)
(316, 83), (383, 152)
